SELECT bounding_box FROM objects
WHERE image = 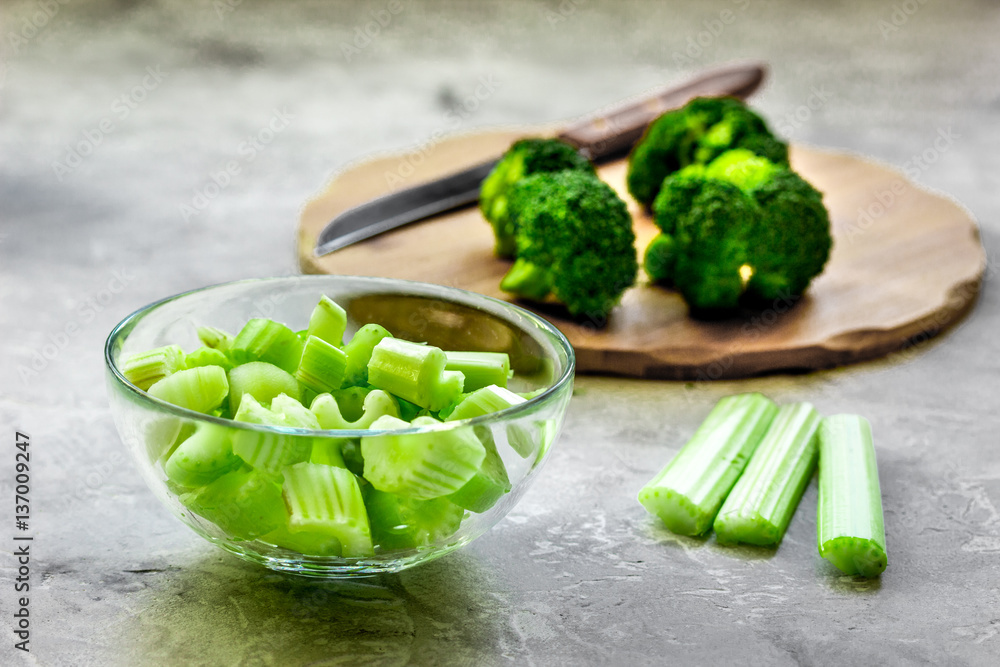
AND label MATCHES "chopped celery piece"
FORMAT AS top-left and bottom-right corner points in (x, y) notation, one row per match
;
(123, 344), (186, 390)
(227, 361), (300, 414)
(184, 346), (233, 371)
(342, 324), (393, 388)
(714, 402), (821, 546)
(306, 295), (348, 346)
(164, 422), (242, 488)
(817, 415), (887, 577)
(231, 395), (313, 474)
(282, 462), (374, 557)
(310, 438), (348, 468)
(341, 440), (365, 477)
(180, 468), (285, 540)
(637, 393), (778, 536)
(447, 426), (511, 513)
(148, 366), (229, 414)
(230, 318), (304, 375)
(311, 390), (400, 429)
(270, 393), (321, 429)
(328, 386), (372, 422)
(197, 325), (234, 352)
(367, 338), (465, 411)
(444, 351), (511, 391)
(365, 488), (465, 552)
(445, 384), (525, 422)
(397, 397), (422, 422)
(295, 335), (349, 393)
(361, 416), (486, 499)
(260, 524), (342, 557)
